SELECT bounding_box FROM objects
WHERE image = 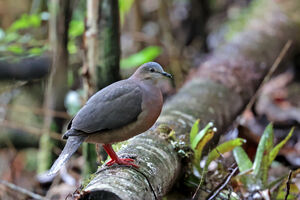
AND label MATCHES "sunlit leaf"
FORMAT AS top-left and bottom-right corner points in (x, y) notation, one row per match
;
(68, 41), (77, 54)
(7, 45), (24, 54)
(253, 123), (274, 180)
(269, 127), (294, 165)
(233, 146), (252, 172)
(9, 14), (41, 32)
(193, 131), (214, 169)
(120, 46), (162, 69)
(204, 138), (246, 172)
(191, 122), (213, 150)
(119, 0), (135, 25)
(29, 47), (43, 55)
(69, 20), (84, 38)
(190, 119), (200, 145)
